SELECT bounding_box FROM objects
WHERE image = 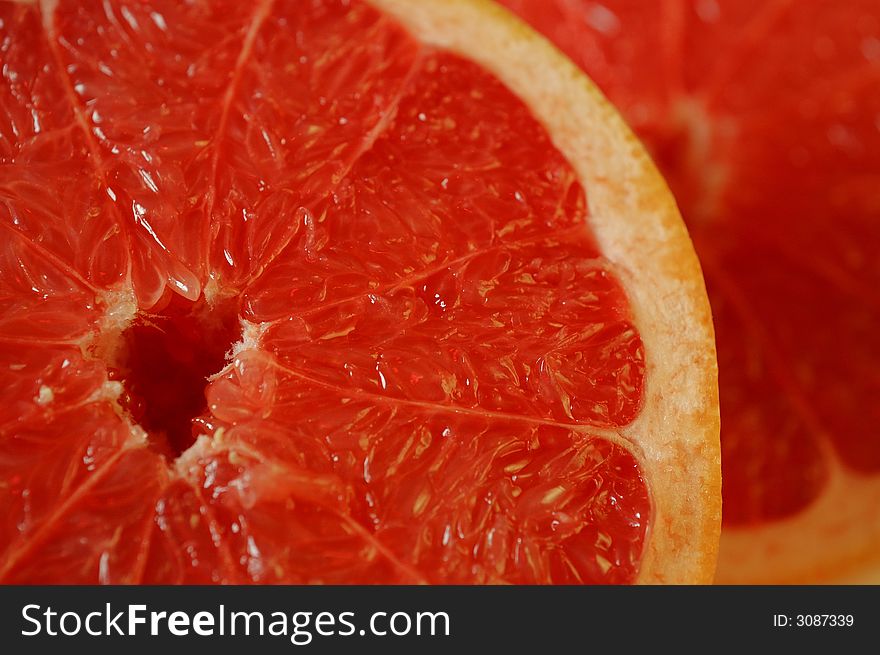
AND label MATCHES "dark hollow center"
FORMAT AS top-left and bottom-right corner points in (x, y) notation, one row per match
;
(115, 294), (239, 459)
